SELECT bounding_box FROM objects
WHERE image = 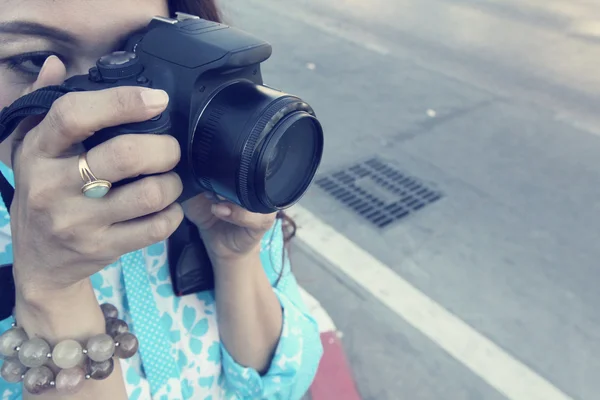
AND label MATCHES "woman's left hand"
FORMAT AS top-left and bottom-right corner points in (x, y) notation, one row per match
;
(182, 193), (277, 262)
